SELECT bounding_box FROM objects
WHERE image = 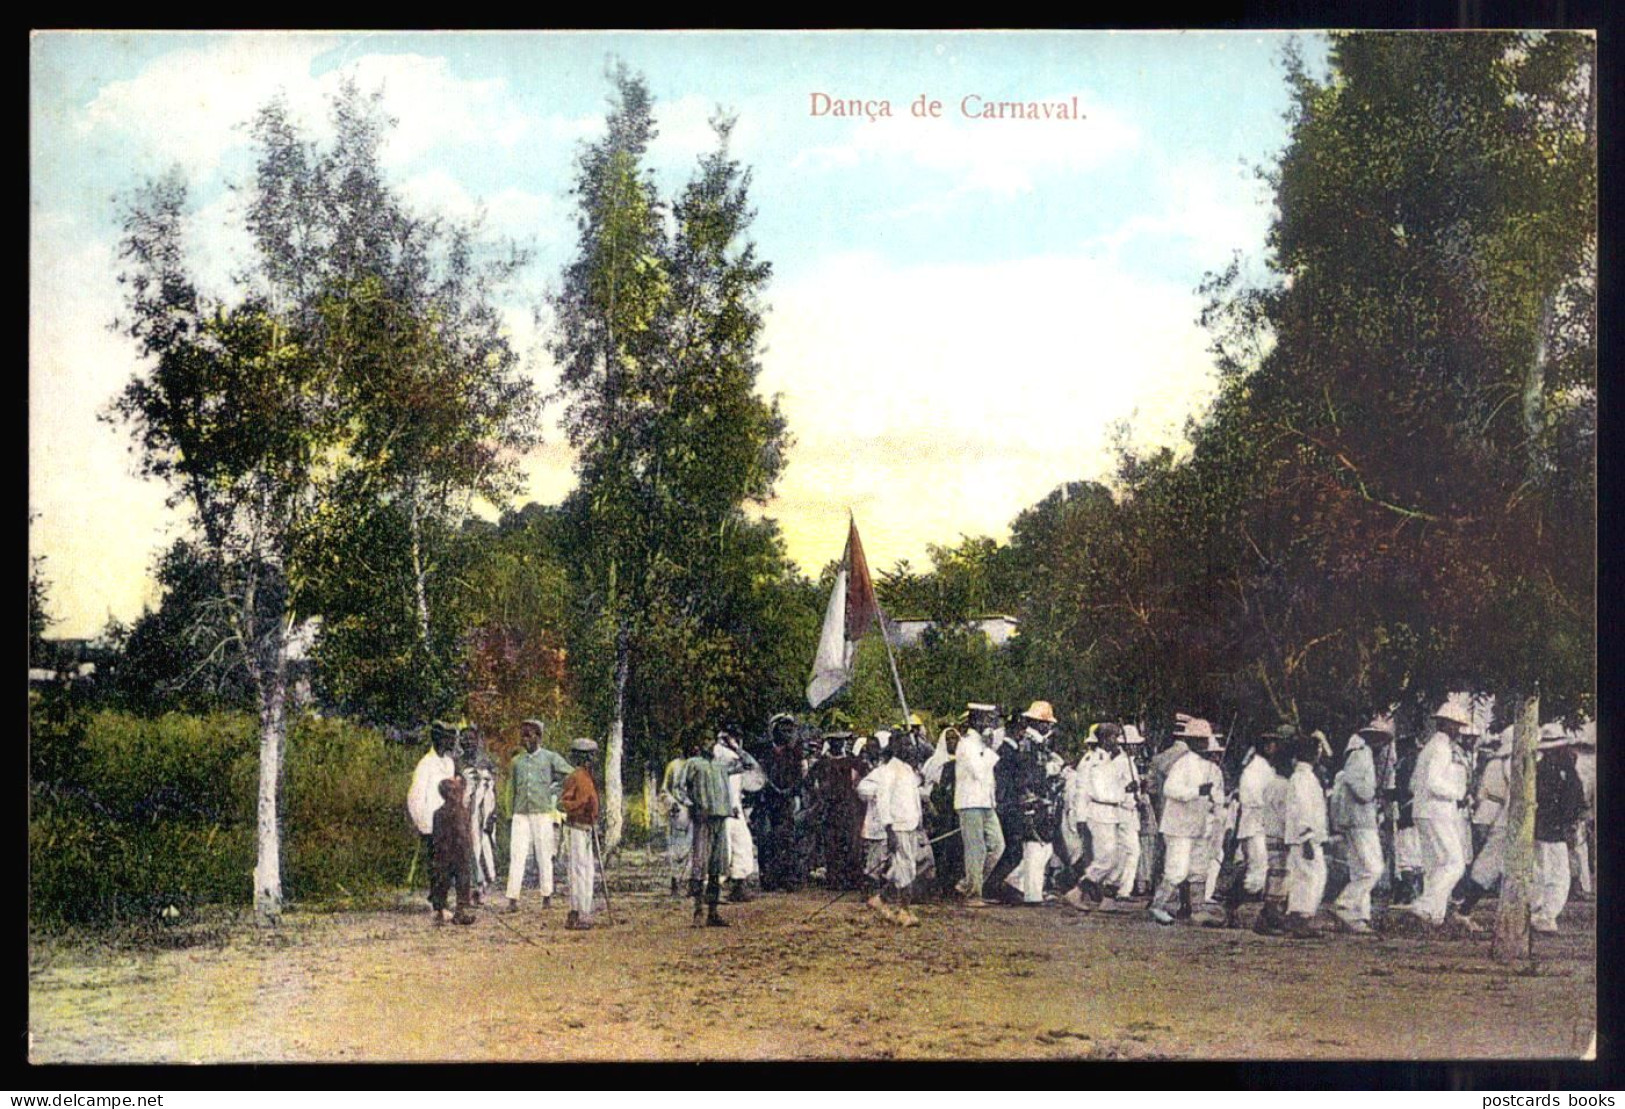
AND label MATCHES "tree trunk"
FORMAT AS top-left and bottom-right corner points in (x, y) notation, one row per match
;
(409, 492), (432, 650)
(604, 622), (630, 856)
(1492, 692), (1540, 963)
(253, 623), (290, 925)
